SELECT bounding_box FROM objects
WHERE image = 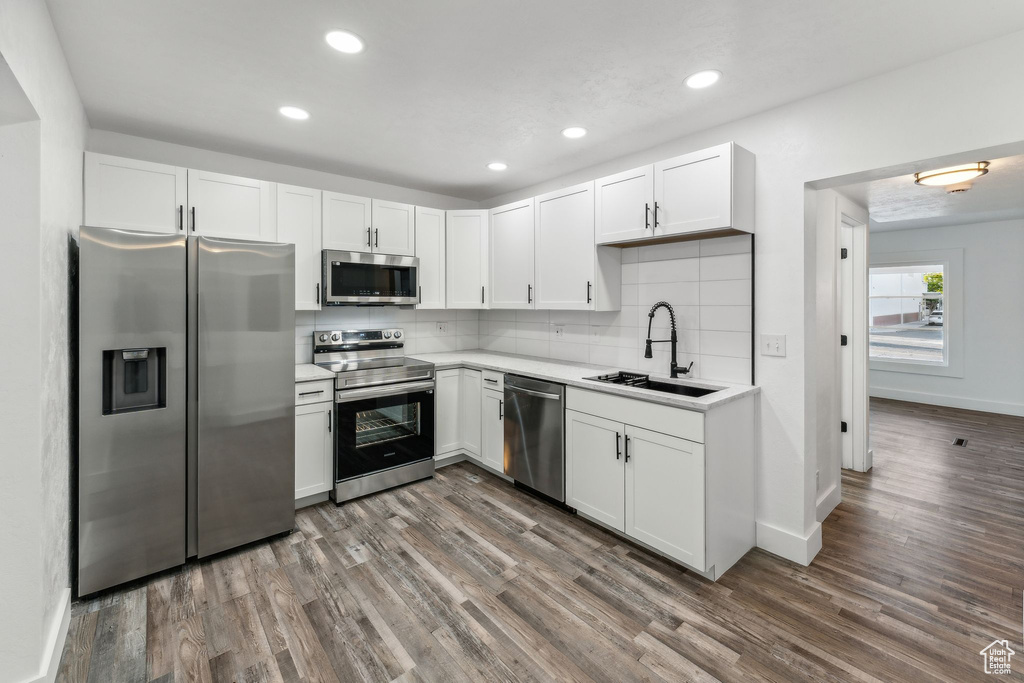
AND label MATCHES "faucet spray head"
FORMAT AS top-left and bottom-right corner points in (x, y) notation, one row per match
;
(644, 339), (653, 359)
